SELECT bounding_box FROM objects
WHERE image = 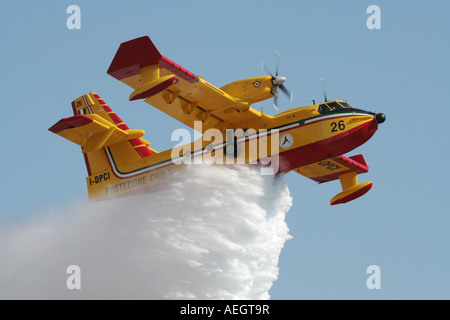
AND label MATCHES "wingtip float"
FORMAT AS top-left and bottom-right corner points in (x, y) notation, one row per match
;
(49, 36), (386, 205)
